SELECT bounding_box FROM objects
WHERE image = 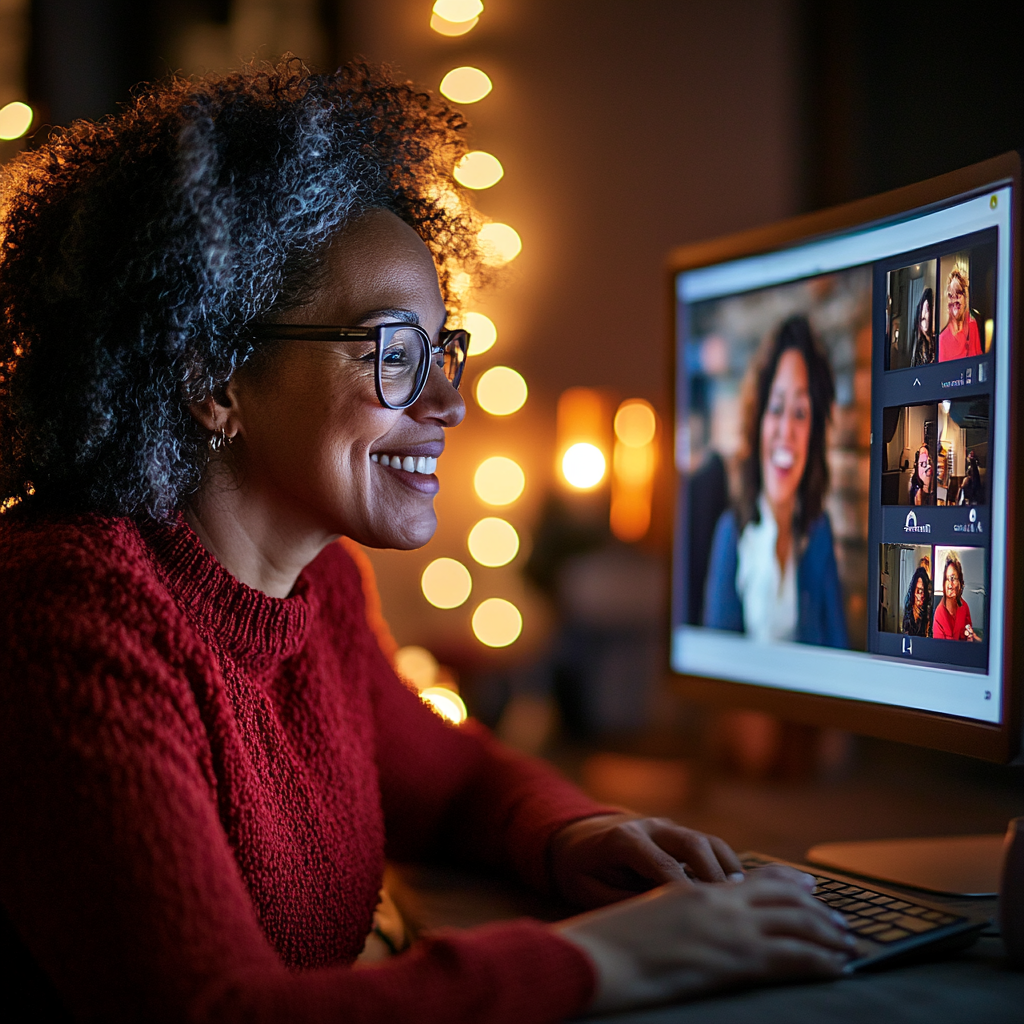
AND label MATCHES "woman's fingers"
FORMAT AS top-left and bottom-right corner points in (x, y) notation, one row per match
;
(643, 821), (740, 882)
(761, 936), (852, 978)
(756, 906), (854, 953)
